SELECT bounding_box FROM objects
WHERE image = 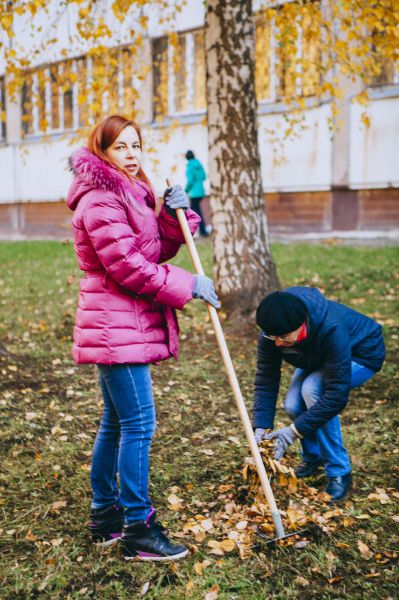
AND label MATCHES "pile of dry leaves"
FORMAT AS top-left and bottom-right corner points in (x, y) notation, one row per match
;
(167, 440), (398, 562)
